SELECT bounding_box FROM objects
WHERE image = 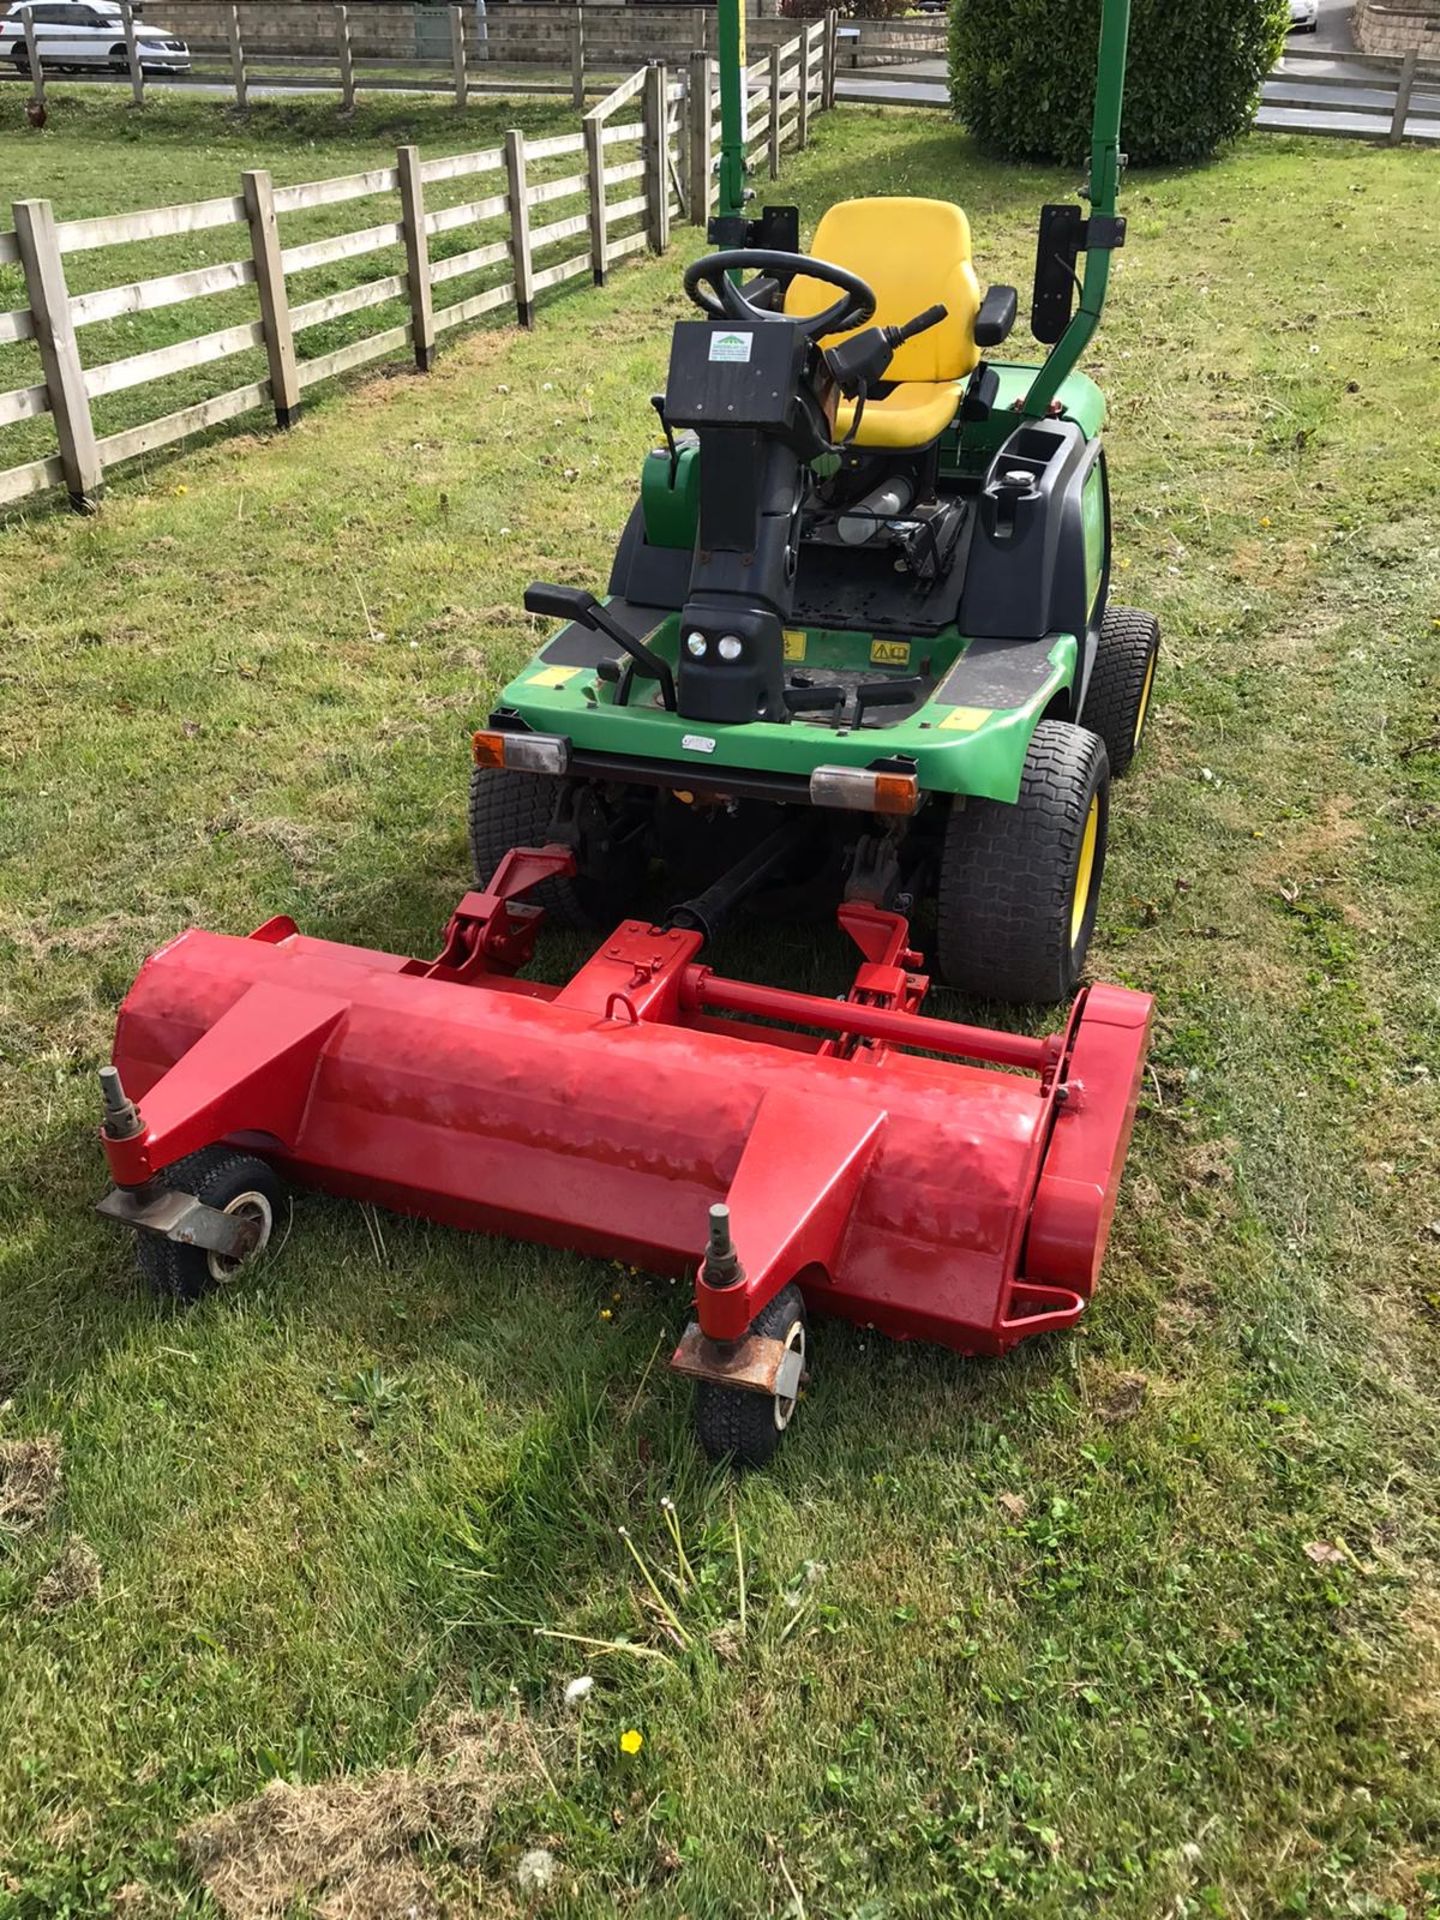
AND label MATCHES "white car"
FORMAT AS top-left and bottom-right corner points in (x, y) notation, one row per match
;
(1, 1), (190, 74)
(1289, 0), (1319, 32)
